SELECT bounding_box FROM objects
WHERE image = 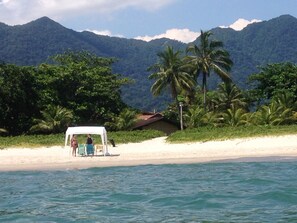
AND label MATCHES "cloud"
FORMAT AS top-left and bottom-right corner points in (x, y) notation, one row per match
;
(134, 17), (262, 44)
(85, 29), (113, 36)
(0, 0), (176, 25)
(135, 28), (200, 43)
(83, 29), (124, 38)
(0, 0), (11, 4)
(220, 18), (262, 31)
